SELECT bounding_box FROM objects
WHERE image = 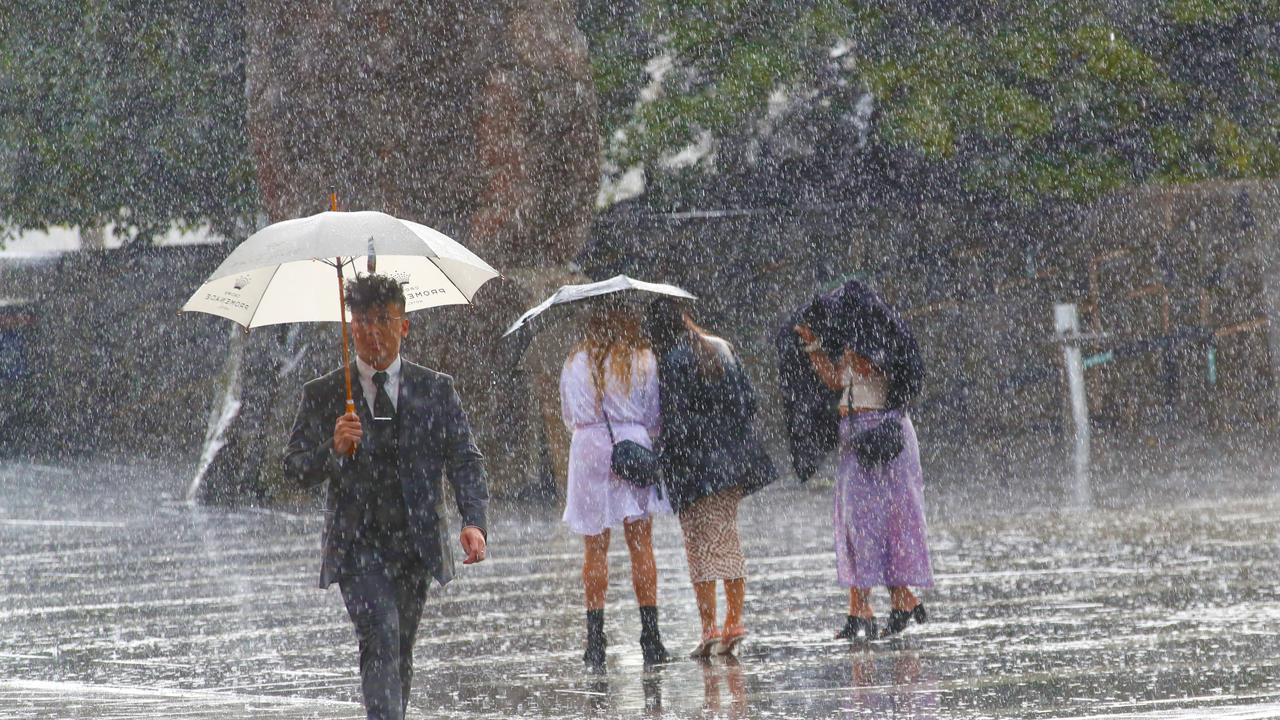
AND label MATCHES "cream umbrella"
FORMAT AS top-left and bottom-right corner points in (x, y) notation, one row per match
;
(183, 198), (500, 420)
